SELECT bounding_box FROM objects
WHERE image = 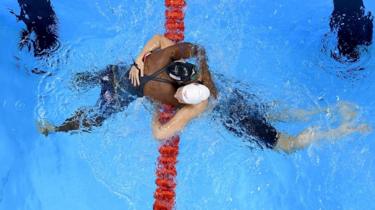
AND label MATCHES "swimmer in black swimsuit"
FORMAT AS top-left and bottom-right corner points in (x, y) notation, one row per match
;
(42, 64), (137, 133)
(38, 61), (202, 134)
(214, 87), (371, 151)
(38, 35), (214, 135)
(214, 89), (278, 149)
